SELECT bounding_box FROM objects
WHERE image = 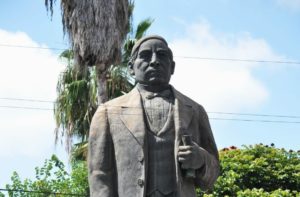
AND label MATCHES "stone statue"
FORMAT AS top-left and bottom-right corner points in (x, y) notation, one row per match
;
(88, 35), (219, 197)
